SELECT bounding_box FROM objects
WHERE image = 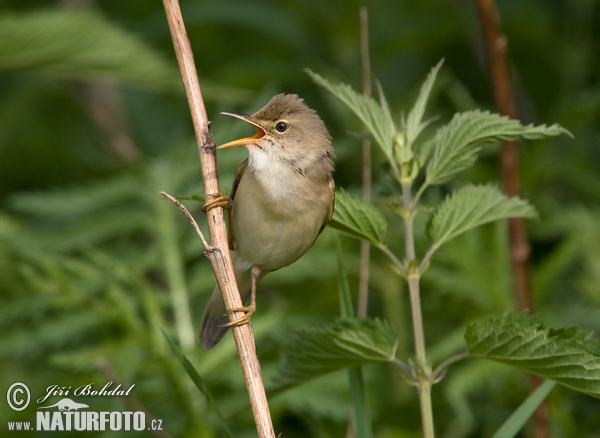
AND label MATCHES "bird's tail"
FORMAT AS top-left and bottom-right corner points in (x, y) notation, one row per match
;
(199, 251), (252, 349)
